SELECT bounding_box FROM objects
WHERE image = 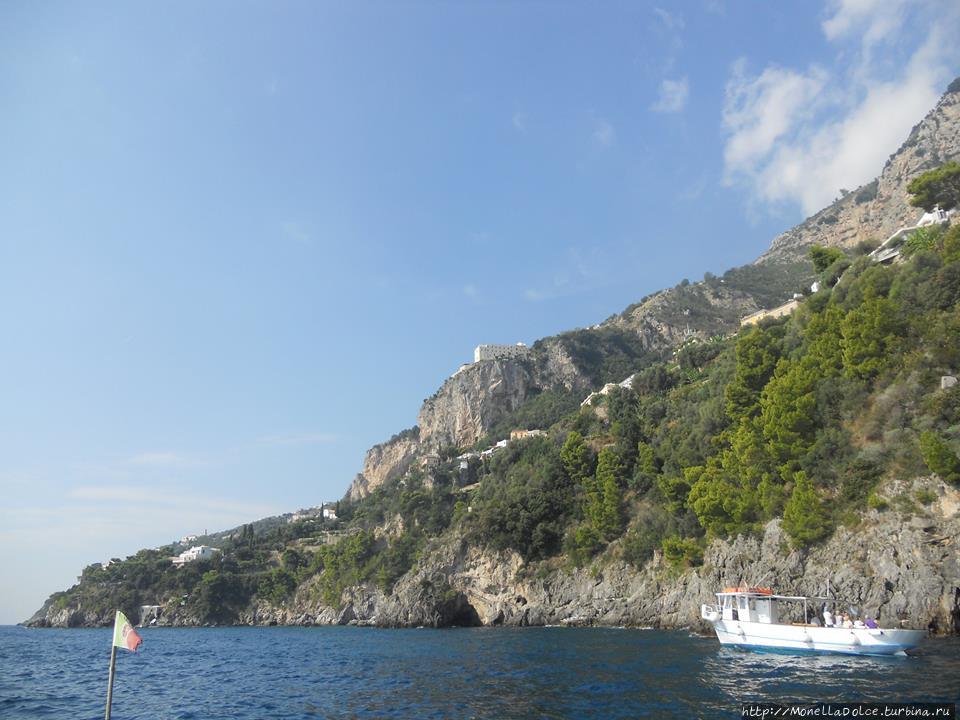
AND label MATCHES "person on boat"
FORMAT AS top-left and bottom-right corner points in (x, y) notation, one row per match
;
(842, 614), (854, 629)
(865, 616), (879, 629)
(823, 607), (834, 627)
